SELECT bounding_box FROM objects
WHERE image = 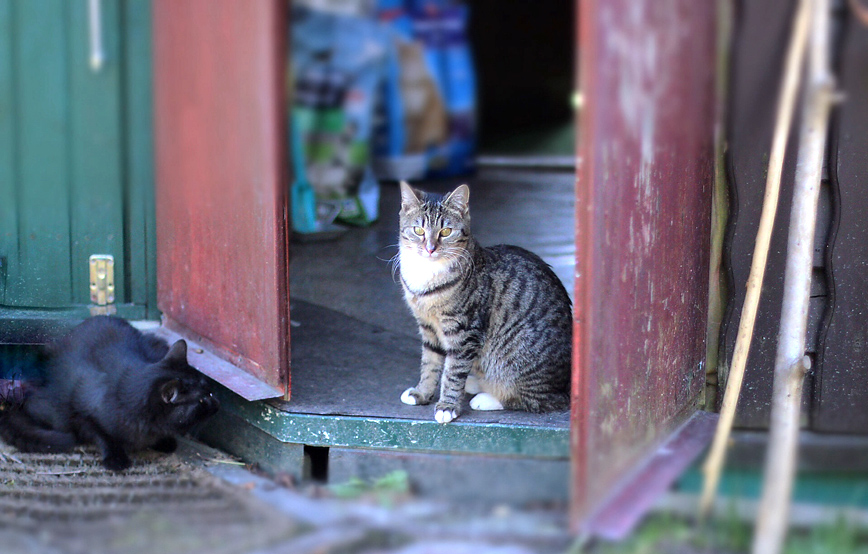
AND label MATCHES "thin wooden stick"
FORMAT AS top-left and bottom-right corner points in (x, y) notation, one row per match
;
(752, 357), (811, 550)
(752, 0), (834, 550)
(699, 0), (814, 518)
